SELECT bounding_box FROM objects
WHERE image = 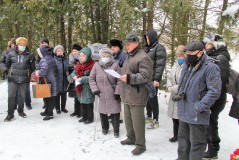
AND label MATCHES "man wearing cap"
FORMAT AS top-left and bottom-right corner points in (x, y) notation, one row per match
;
(120, 33), (153, 155)
(176, 41), (221, 160)
(202, 34), (230, 159)
(110, 39), (126, 67)
(4, 37), (36, 121)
